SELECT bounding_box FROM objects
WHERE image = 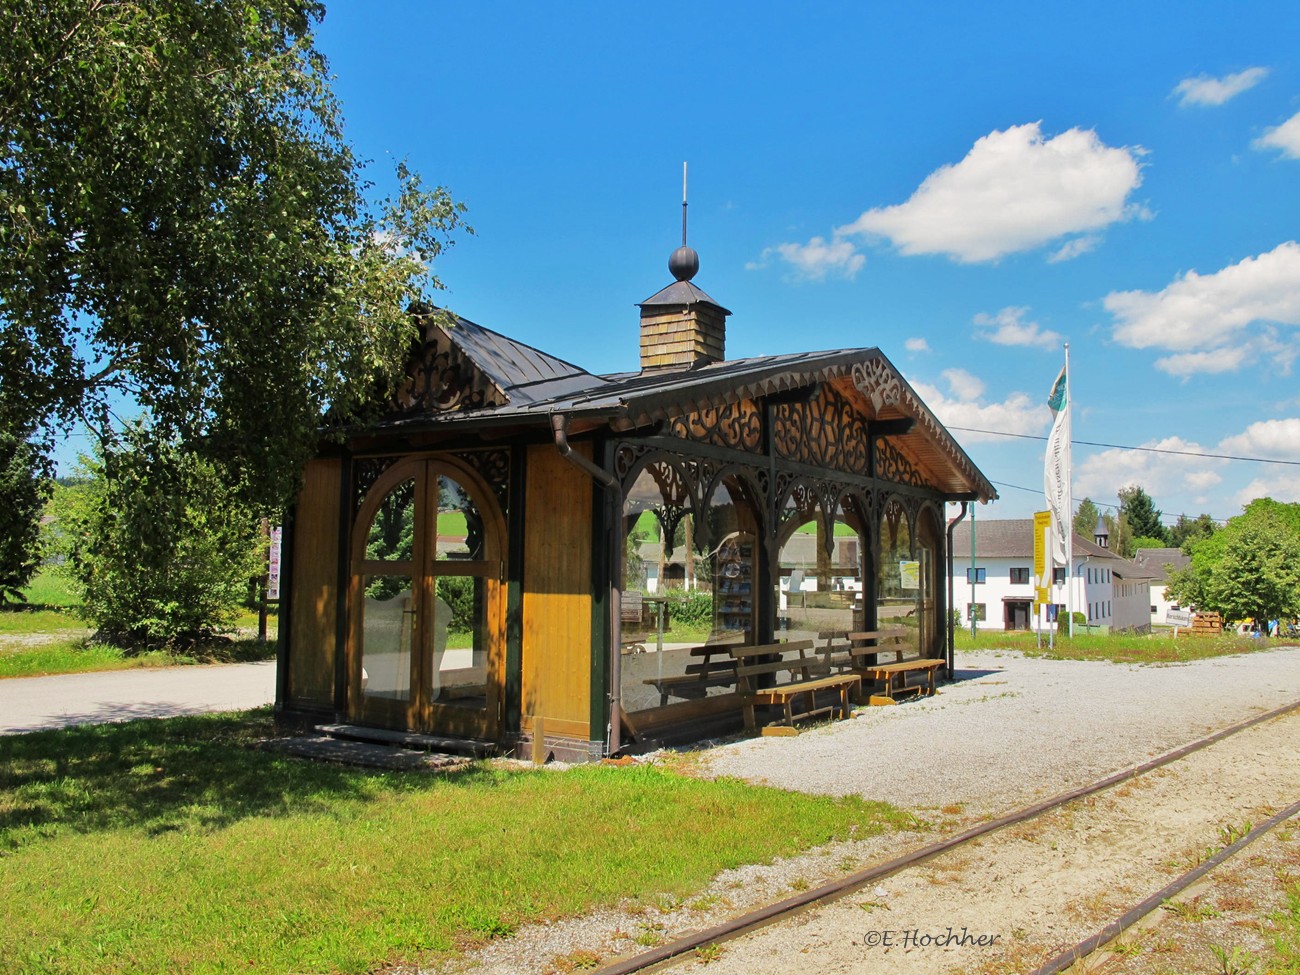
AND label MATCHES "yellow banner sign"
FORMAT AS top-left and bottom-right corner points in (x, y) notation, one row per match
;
(1033, 510), (1051, 580)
